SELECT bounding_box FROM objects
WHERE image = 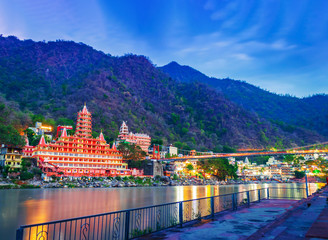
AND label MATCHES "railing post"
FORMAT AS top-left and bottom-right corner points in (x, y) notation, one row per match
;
(16, 228), (23, 240)
(258, 189), (261, 202)
(179, 202), (183, 227)
(235, 193), (238, 210)
(232, 193), (236, 210)
(247, 191), (250, 207)
(125, 210), (130, 240)
(210, 196), (215, 218)
(305, 174), (309, 198)
(267, 188), (270, 199)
